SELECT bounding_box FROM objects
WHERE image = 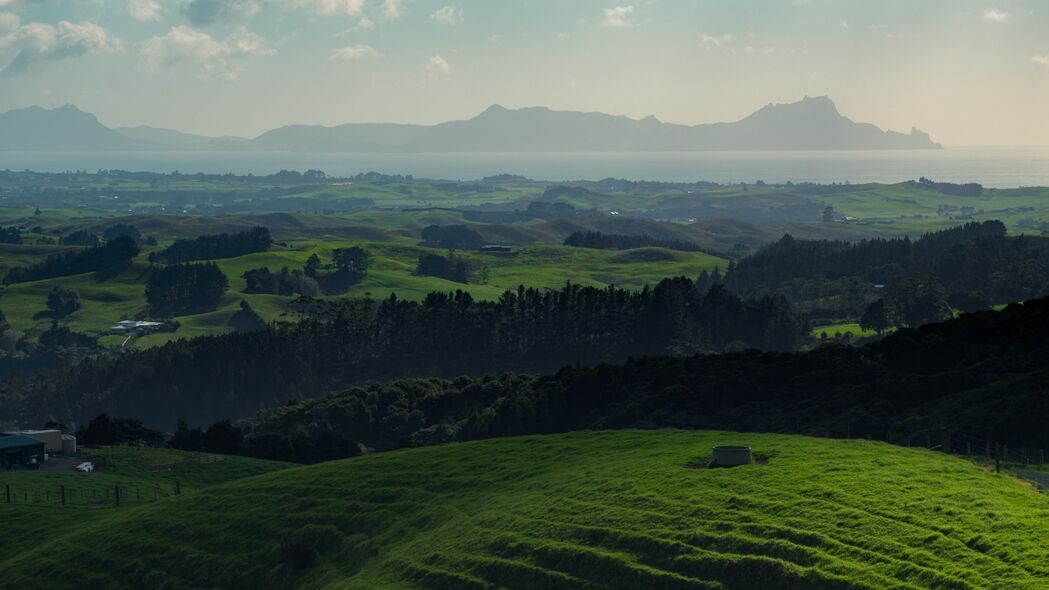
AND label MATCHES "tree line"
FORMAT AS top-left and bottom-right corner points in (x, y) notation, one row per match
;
(70, 294), (1049, 464)
(3, 236), (140, 284)
(149, 226), (272, 264)
(563, 231), (706, 253)
(0, 278), (804, 429)
(723, 221), (1049, 324)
